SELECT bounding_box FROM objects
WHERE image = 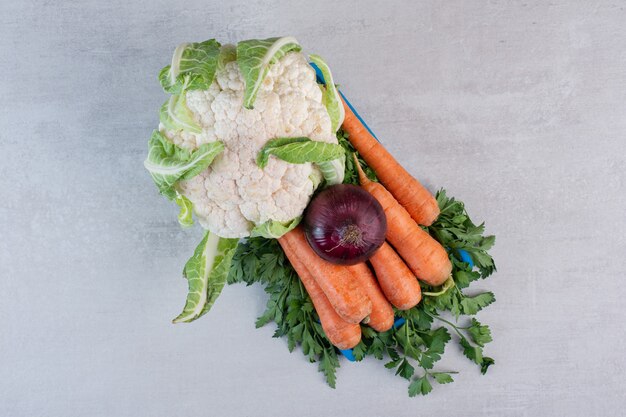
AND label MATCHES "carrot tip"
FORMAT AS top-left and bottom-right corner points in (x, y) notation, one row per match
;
(353, 153), (369, 185)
